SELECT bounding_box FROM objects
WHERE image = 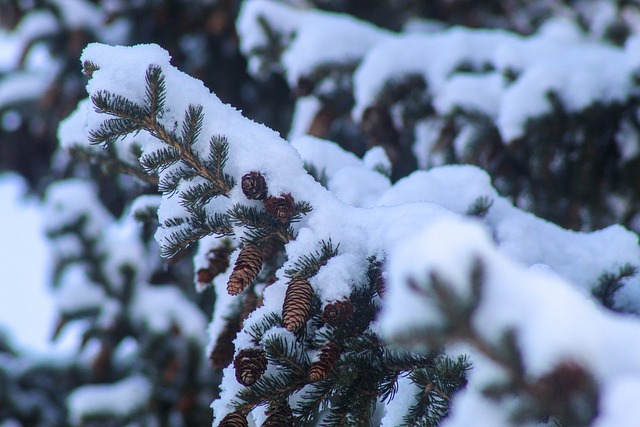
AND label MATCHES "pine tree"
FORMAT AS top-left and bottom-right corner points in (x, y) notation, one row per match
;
(4, 1), (640, 426)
